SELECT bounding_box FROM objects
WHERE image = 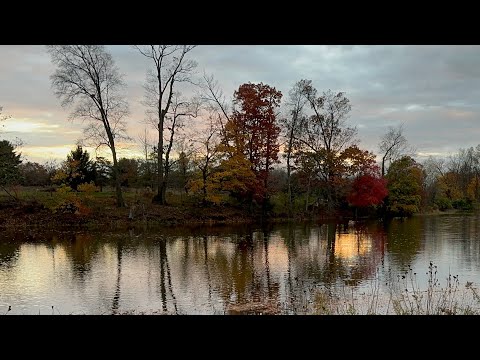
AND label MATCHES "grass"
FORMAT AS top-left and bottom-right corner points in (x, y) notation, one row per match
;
(311, 262), (480, 315)
(0, 186), (259, 231)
